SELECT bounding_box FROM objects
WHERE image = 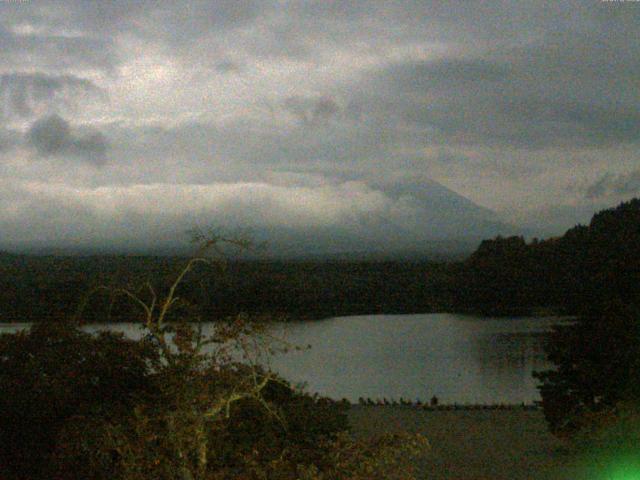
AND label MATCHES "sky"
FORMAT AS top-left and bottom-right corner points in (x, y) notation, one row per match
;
(1, 0), (639, 254)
